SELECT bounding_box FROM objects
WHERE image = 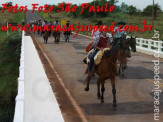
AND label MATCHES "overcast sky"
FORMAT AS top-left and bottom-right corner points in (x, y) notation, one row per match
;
(0, 0), (162, 10)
